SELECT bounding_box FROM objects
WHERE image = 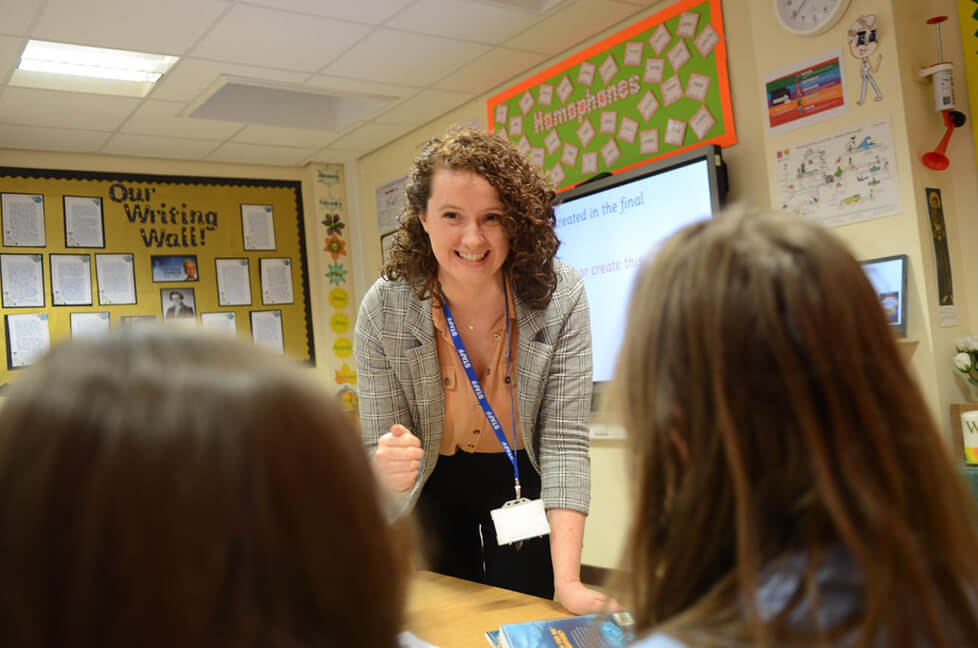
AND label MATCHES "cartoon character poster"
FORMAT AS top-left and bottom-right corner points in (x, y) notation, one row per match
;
(848, 14), (883, 105)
